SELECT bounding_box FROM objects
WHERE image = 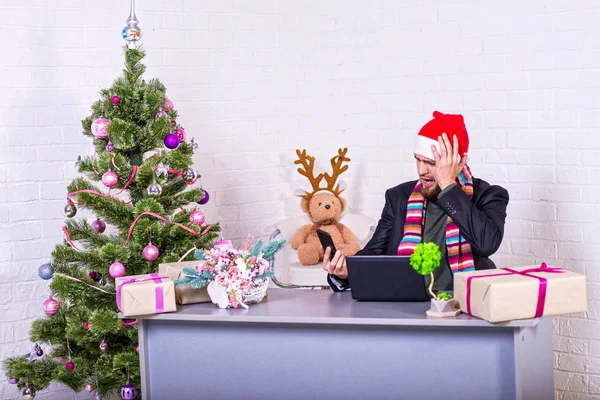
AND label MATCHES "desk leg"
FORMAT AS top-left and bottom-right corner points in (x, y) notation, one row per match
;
(138, 319), (151, 400)
(513, 317), (554, 400)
